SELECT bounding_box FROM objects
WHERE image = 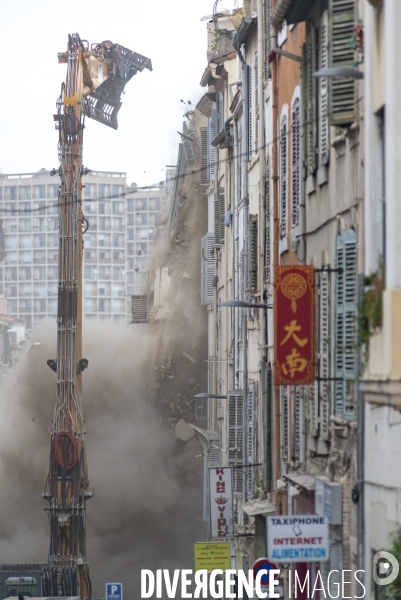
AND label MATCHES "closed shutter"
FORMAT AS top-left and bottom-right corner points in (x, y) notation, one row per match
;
(263, 0), (271, 80)
(200, 126), (209, 184)
(182, 130), (201, 166)
(249, 215), (258, 290)
(309, 382), (319, 437)
(201, 233), (215, 305)
(209, 102), (217, 181)
(280, 115), (288, 238)
(265, 164), (271, 283)
(329, 0), (356, 125)
(247, 380), (257, 497)
(203, 434), (222, 521)
(218, 92), (224, 133)
(248, 65), (253, 161)
(228, 391), (244, 495)
(334, 229), (357, 419)
(291, 99), (300, 228)
(208, 355), (216, 431)
(214, 189), (225, 245)
(292, 386), (301, 464)
(306, 24), (317, 174)
(319, 11), (330, 165)
(254, 51), (259, 155)
(131, 295), (148, 323)
(319, 270), (331, 440)
(280, 386), (289, 463)
(265, 363), (273, 491)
